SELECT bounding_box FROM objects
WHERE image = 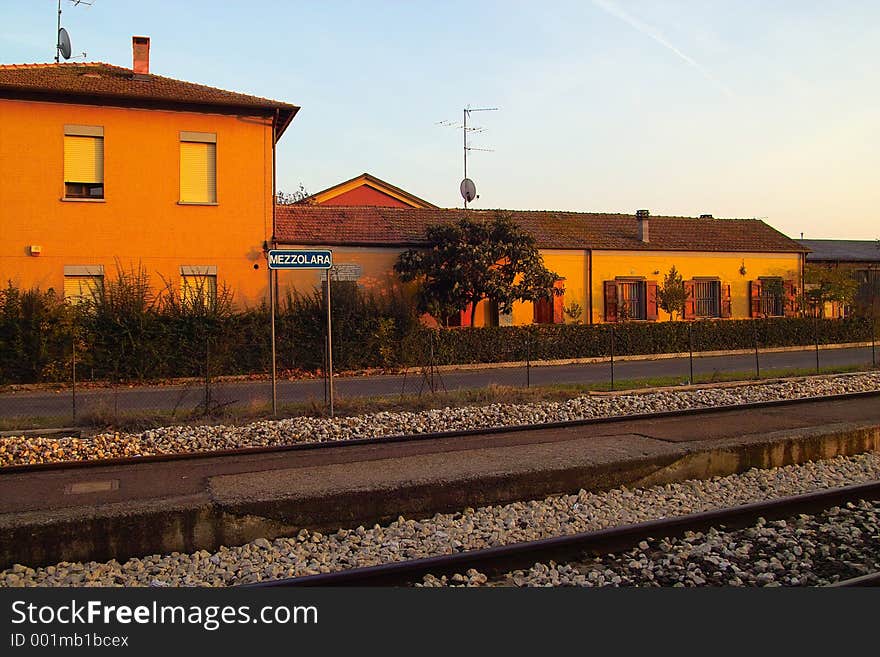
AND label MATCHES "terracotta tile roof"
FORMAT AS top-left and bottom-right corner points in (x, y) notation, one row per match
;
(275, 206), (807, 253)
(0, 62), (298, 136)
